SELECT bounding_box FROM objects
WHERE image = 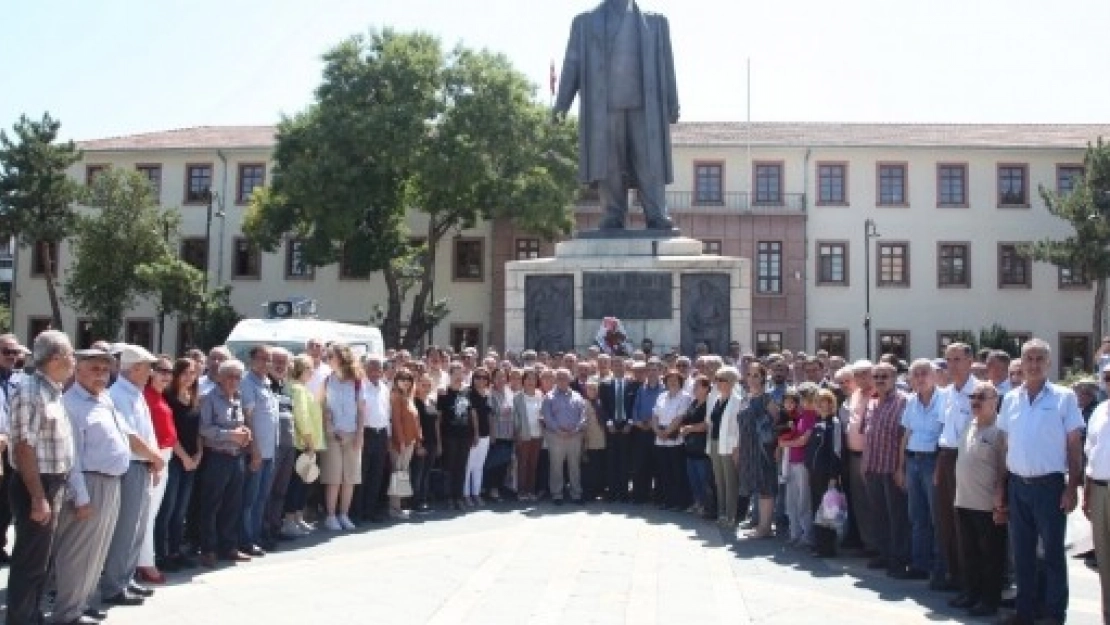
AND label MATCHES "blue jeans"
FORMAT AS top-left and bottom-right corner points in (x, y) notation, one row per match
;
(154, 456), (197, 560)
(240, 458), (275, 549)
(1009, 474), (1069, 622)
(905, 452), (941, 575)
(686, 456), (712, 509)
